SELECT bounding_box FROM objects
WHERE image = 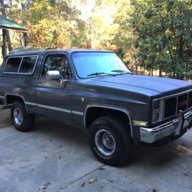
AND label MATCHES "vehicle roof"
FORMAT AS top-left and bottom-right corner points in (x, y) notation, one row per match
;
(8, 48), (114, 56)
